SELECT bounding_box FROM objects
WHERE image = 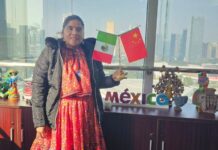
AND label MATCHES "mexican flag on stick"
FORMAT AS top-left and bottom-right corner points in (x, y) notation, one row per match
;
(92, 31), (117, 64)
